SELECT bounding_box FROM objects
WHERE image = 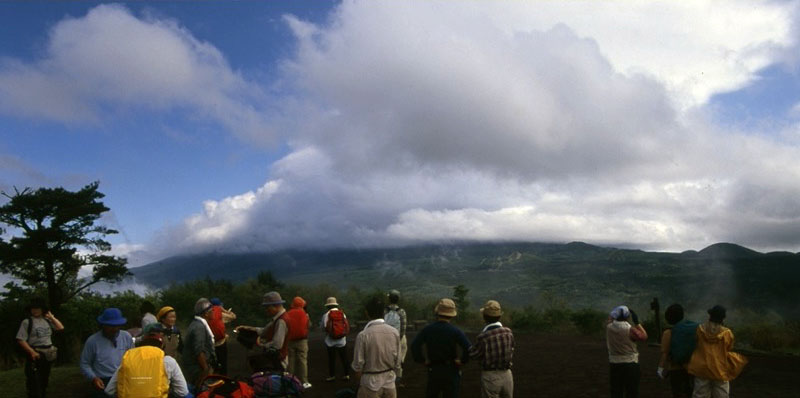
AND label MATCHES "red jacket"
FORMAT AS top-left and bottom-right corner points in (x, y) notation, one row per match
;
(209, 305), (226, 340)
(285, 297), (310, 341)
